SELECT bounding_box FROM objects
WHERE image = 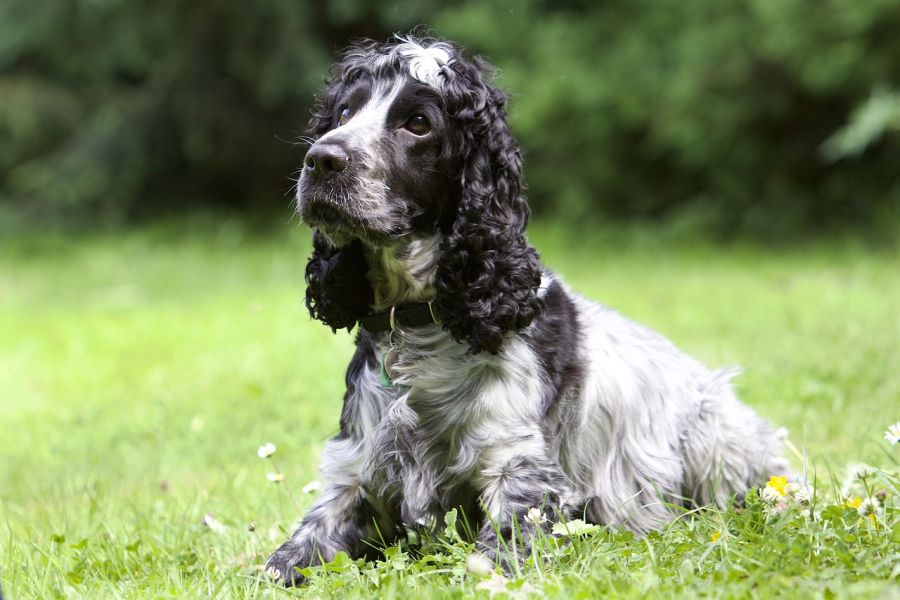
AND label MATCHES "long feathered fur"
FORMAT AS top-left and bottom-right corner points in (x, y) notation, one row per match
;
(266, 35), (794, 587)
(433, 55), (543, 354)
(305, 232), (372, 332)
